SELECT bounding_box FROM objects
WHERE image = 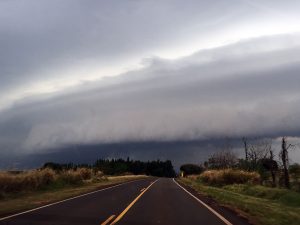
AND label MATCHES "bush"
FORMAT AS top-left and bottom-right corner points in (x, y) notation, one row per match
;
(77, 168), (93, 180)
(199, 169), (260, 186)
(0, 169), (56, 193)
(60, 170), (83, 185)
(290, 163), (300, 180)
(0, 172), (20, 192)
(37, 168), (56, 186)
(0, 168), (105, 195)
